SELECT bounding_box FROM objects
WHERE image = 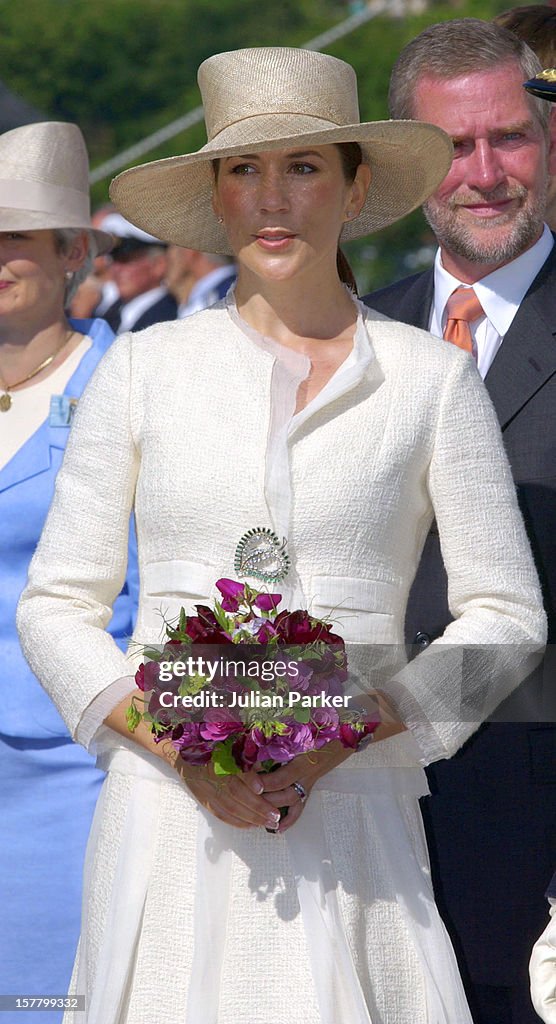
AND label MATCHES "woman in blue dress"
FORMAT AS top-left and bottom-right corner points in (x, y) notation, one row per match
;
(0, 121), (138, 1021)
